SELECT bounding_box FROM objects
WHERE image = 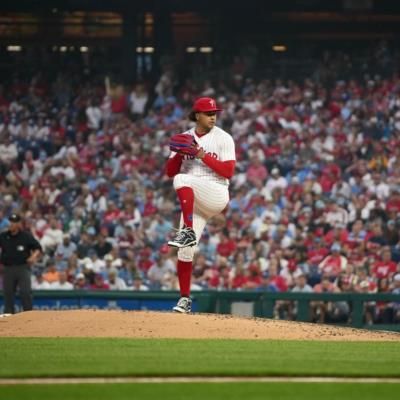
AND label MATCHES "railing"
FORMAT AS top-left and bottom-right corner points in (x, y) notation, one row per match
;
(1, 290), (399, 331)
(208, 291), (400, 330)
